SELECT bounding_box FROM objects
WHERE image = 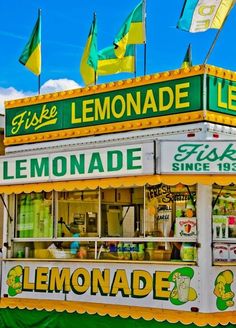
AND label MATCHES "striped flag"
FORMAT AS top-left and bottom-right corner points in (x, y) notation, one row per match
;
(177, 0), (234, 33)
(19, 12), (41, 75)
(98, 45), (135, 75)
(80, 14), (98, 86)
(114, 1), (146, 58)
